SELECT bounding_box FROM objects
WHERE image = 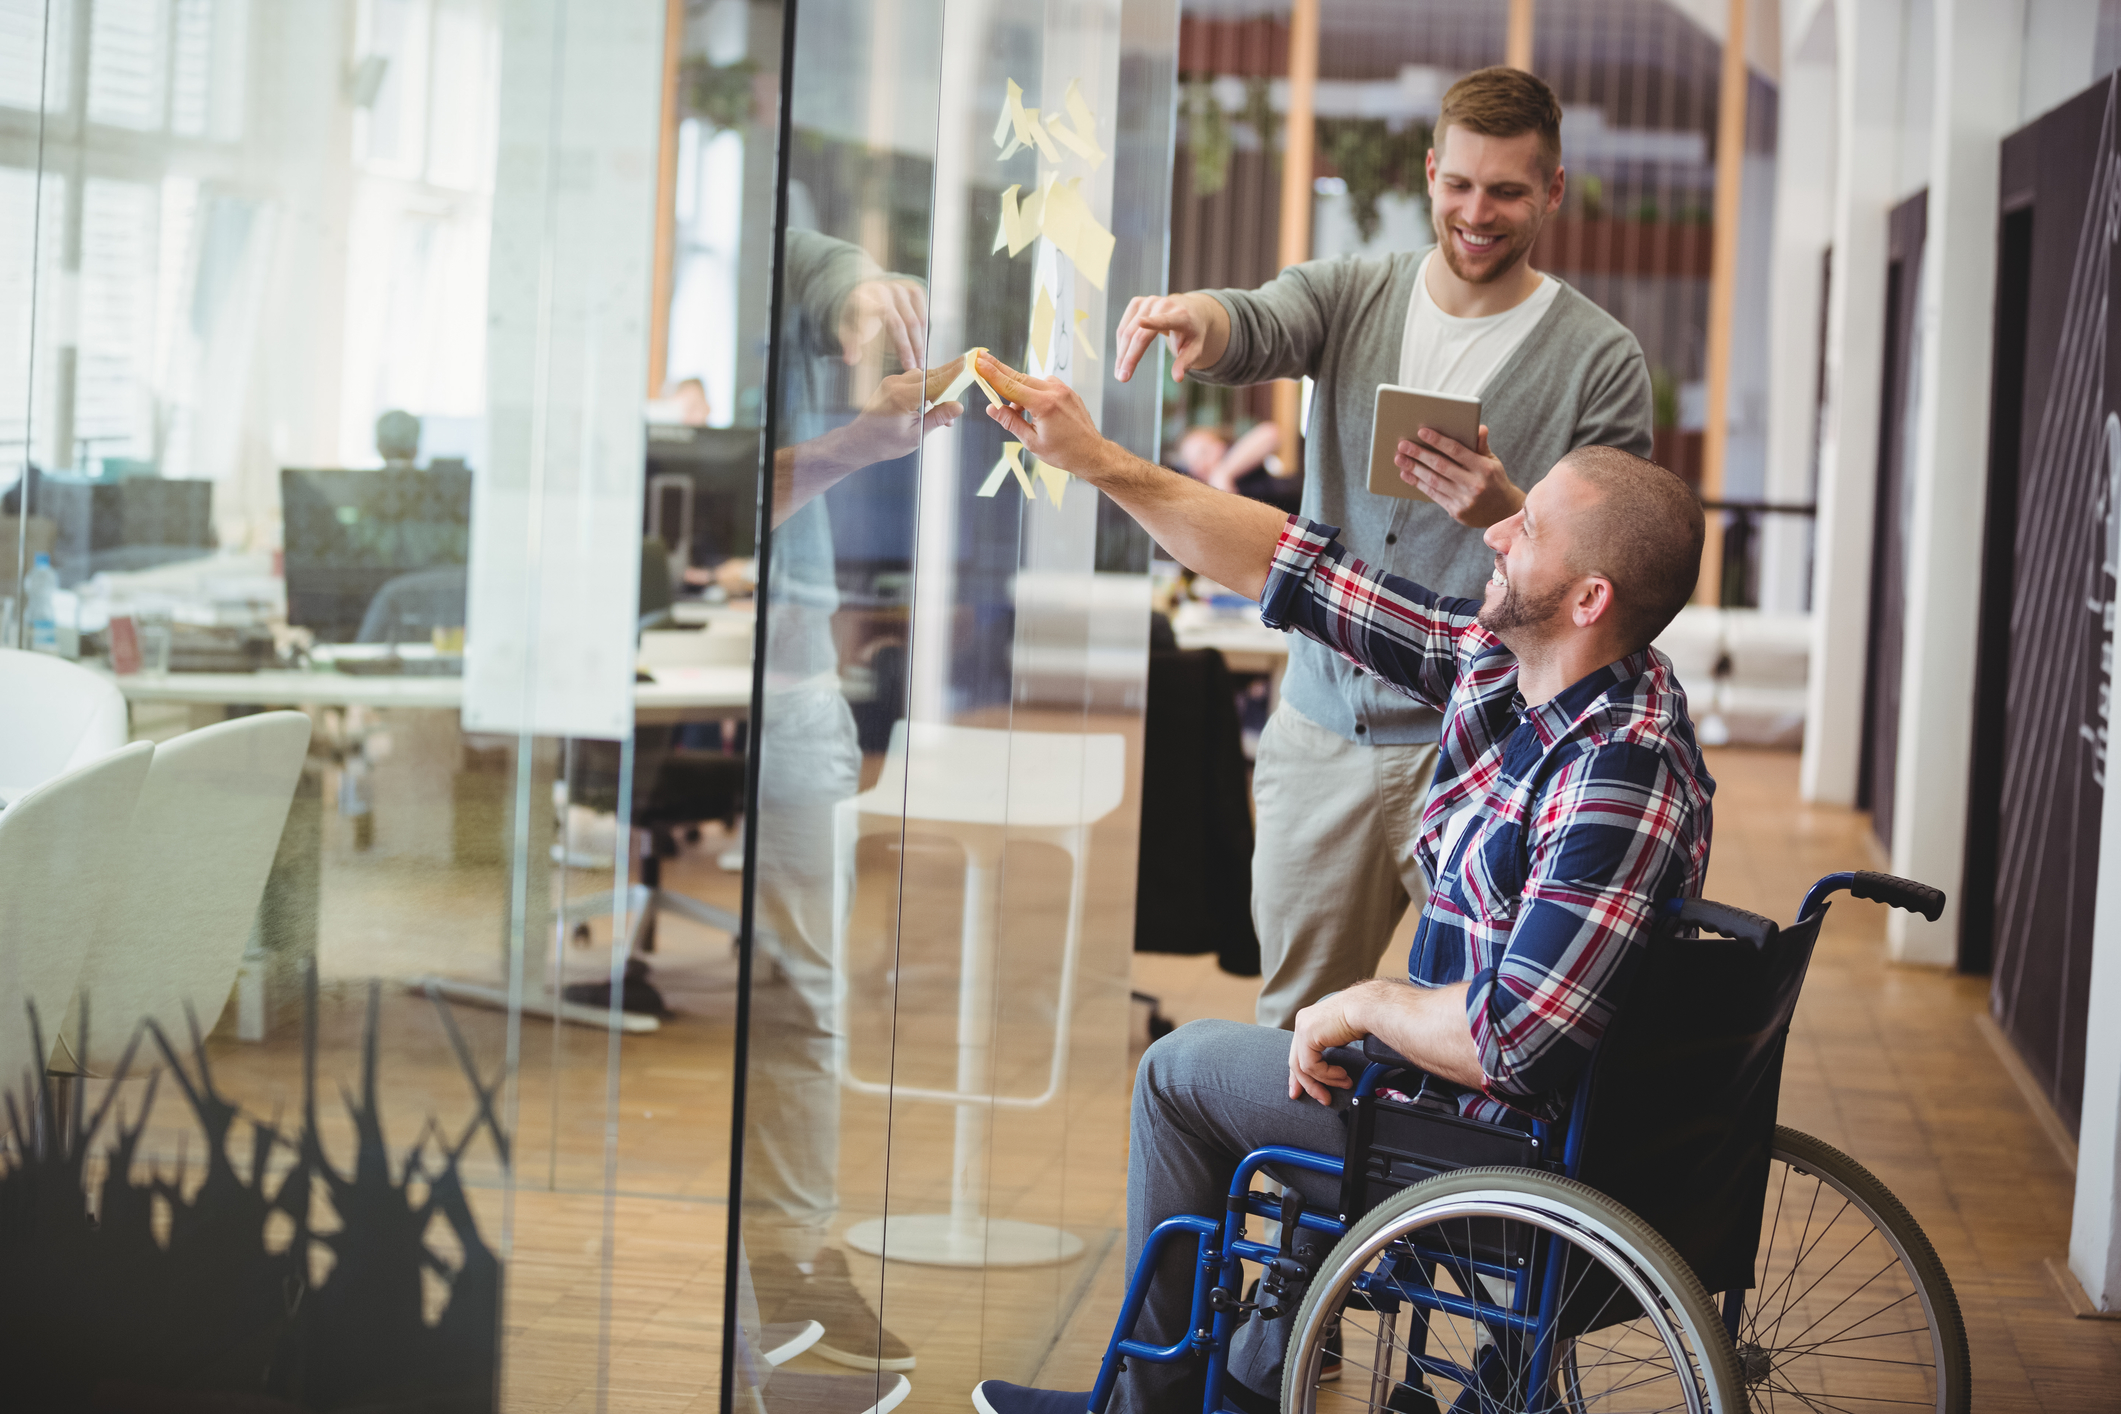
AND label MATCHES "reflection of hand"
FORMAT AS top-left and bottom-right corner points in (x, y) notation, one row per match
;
(1394, 424), (1522, 528)
(843, 368), (963, 466)
(977, 353), (1112, 476)
(1114, 293), (1217, 383)
(838, 279), (928, 368)
(774, 369), (963, 528)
